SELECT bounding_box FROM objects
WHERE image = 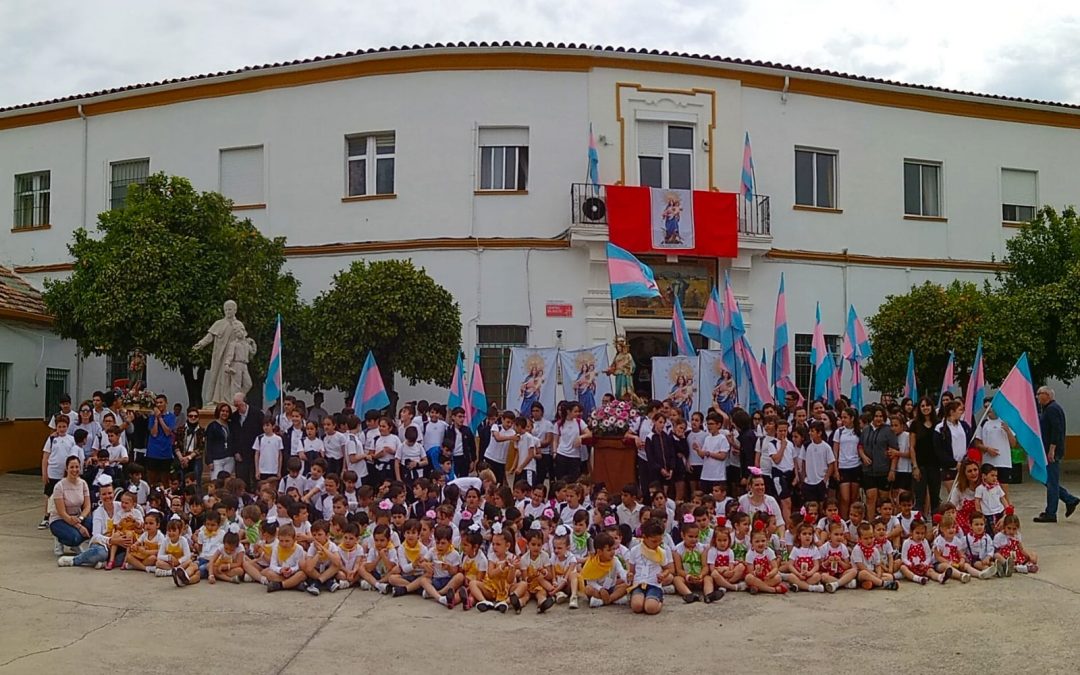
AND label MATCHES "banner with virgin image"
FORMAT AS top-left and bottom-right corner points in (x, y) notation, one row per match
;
(651, 356), (699, 422)
(505, 347), (559, 418)
(558, 345), (612, 418)
(698, 349), (738, 416)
